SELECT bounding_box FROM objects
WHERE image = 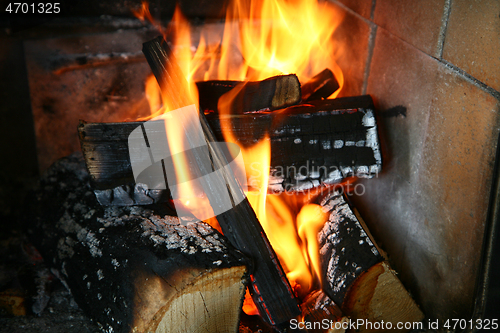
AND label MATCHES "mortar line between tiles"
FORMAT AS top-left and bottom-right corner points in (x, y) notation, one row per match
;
(370, 0), (376, 21)
(440, 60), (500, 100)
(436, 0), (452, 60)
(362, 25), (377, 95)
(329, 0), (373, 25)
